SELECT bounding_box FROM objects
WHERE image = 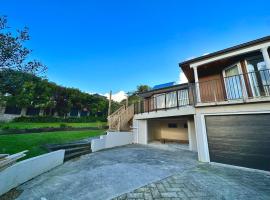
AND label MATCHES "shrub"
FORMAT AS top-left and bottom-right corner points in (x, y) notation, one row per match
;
(59, 123), (68, 128)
